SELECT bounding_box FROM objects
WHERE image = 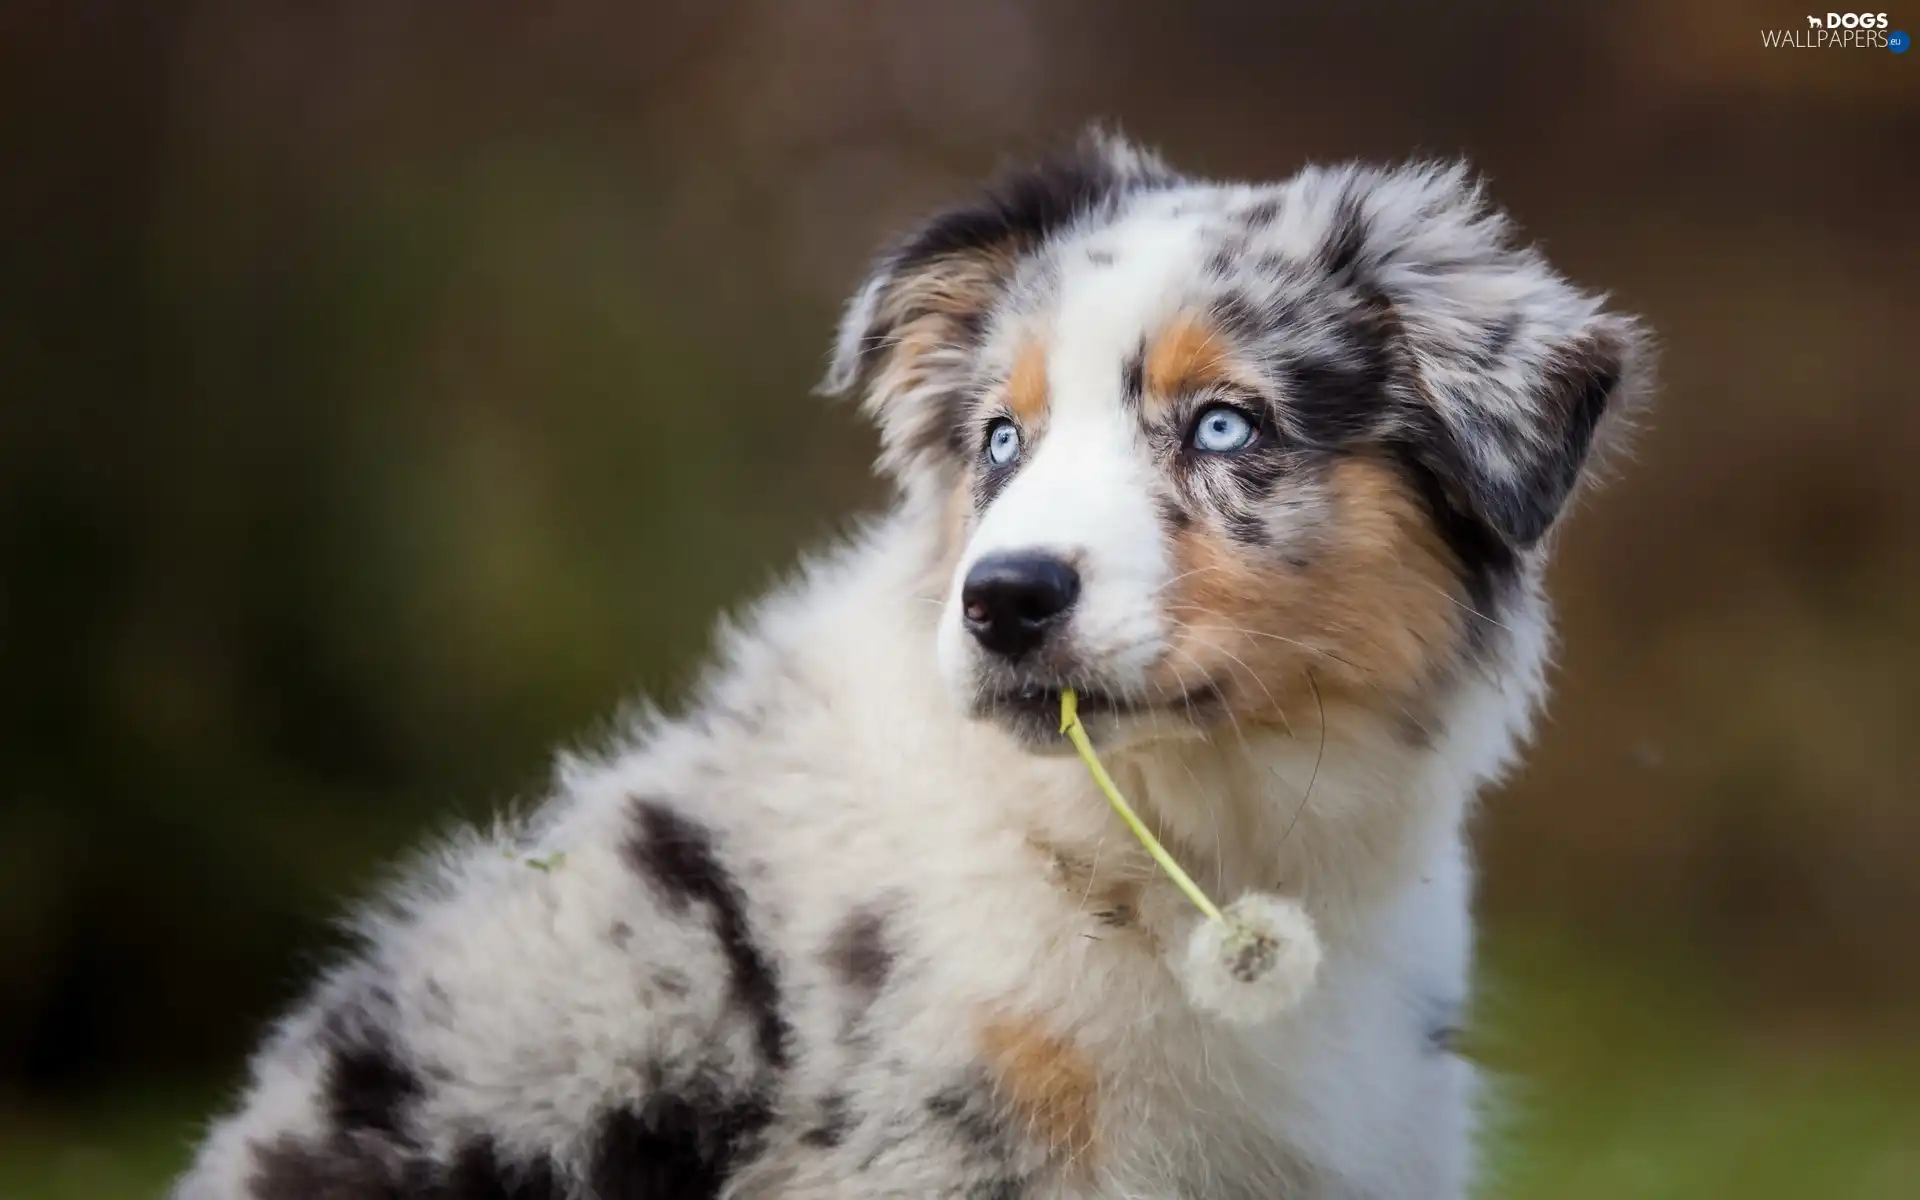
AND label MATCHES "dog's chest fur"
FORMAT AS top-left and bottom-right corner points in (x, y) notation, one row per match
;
(166, 512), (1489, 1200)
(424, 512), (1485, 1199)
